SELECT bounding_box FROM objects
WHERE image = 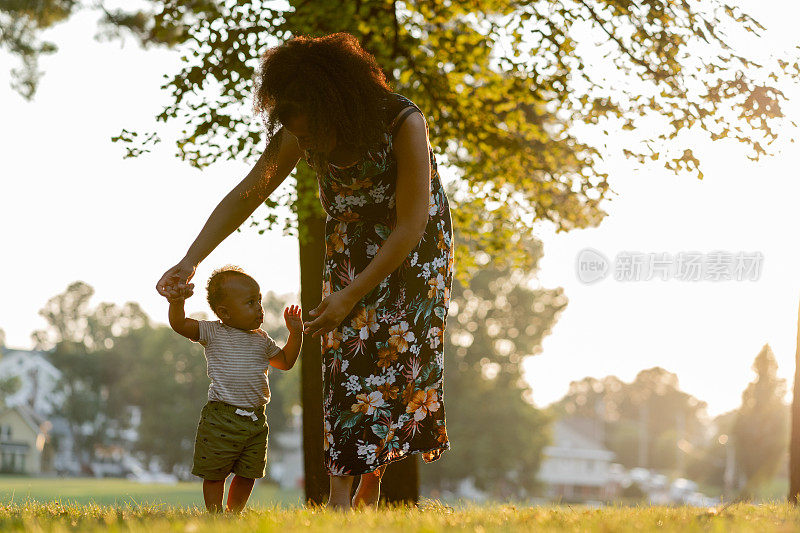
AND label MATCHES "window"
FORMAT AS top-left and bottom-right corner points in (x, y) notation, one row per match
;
(0, 450), (26, 473)
(0, 425), (11, 441)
